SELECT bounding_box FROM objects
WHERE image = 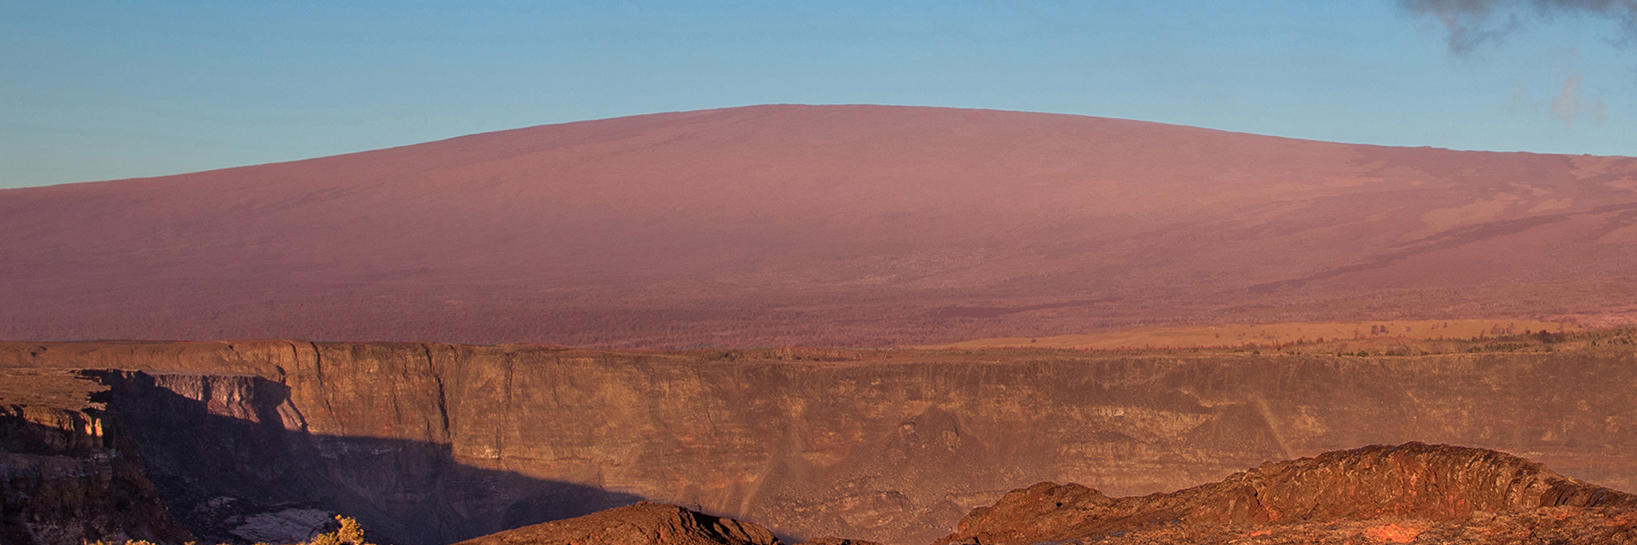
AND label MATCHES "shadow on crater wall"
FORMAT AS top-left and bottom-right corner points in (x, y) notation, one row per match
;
(90, 371), (644, 545)
(14, 341), (1637, 545)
